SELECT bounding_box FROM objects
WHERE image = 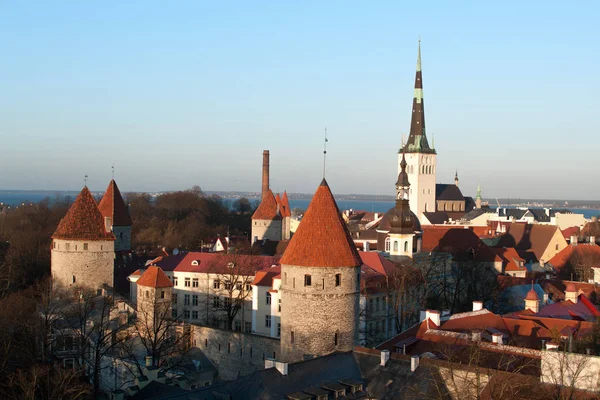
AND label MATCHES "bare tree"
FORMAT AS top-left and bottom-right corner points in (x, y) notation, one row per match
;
(541, 347), (595, 400)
